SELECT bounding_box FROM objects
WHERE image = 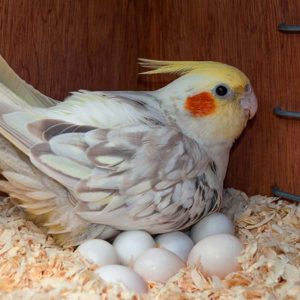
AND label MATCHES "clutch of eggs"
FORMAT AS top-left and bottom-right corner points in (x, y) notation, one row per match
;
(76, 213), (243, 293)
